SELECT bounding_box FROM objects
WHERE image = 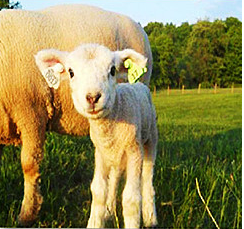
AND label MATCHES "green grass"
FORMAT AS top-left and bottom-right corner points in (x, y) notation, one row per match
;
(0, 89), (242, 228)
